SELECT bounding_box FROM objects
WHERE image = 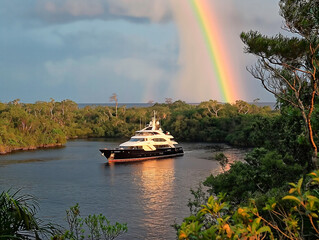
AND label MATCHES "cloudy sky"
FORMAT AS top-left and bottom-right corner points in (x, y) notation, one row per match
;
(0, 0), (285, 103)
